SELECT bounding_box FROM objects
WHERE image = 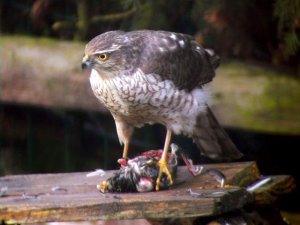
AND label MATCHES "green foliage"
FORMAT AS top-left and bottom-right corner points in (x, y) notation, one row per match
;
(274, 0), (300, 57)
(1, 0), (300, 68)
(283, 30), (300, 56)
(126, 0), (169, 30)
